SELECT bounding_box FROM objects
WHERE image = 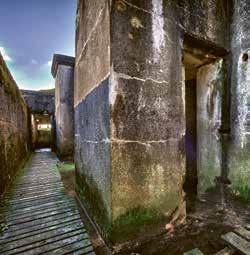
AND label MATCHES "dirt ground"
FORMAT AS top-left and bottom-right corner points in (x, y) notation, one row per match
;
(115, 196), (249, 255)
(58, 166), (249, 255)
